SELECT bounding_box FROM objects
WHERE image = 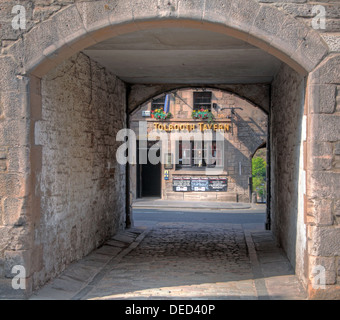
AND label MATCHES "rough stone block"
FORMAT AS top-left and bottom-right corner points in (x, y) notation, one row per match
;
(203, 0), (232, 26)
(335, 142), (340, 155)
(293, 30), (328, 72)
(323, 19), (340, 33)
(307, 198), (334, 226)
(4, 250), (31, 278)
(76, 1), (110, 33)
(309, 84), (336, 114)
(278, 3), (340, 19)
(0, 119), (29, 147)
(2, 197), (26, 227)
(0, 1), (34, 41)
(216, 193), (237, 202)
(7, 147), (30, 174)
(177, 0), (204, 20)
(250, 5), (284, 45)
(308, 114), (340, 142)
(33, 5), (61, 22)
(165, 192), (184, 200)
(309, 225), (340, 256)
(0, 174), (26, 198)
(108, 0), (138, 24)
(321, 34), (340, 53)
(0, 89), (29, 120)
(229, 0), (260, 34)
(0, 56), (21, 93)
(310, 55), (340, 85)
(309, 256), (337, 285)
(270, 15), (310, 61)
(308, 171), (340, 199)
(50, 5), (87, 45)
(308, 141), (333, 158)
